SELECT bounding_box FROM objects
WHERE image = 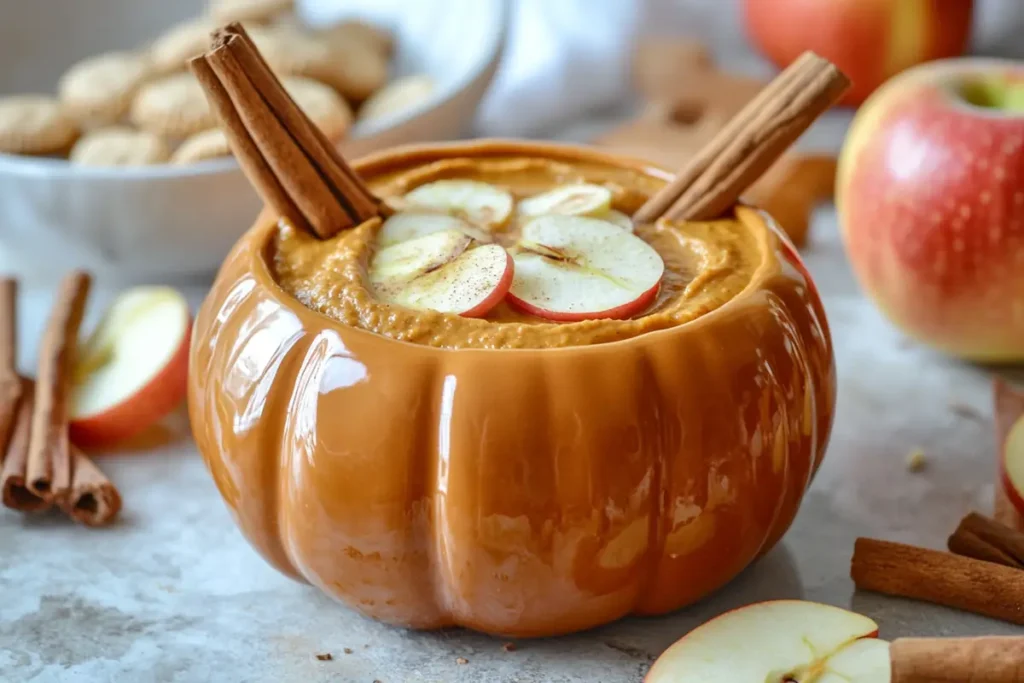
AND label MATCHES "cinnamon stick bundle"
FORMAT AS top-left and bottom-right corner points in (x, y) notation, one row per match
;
(26, 270), (90, 502)
(851, 537), (1024, 625)
(890, 636), (1024, 682)
(995, 378), (1024, 531)
(633, 51), (849, 224)
(190, 22), (386, 240)
(0, 275), (121, 526)
(948, 511), (1024, 570)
